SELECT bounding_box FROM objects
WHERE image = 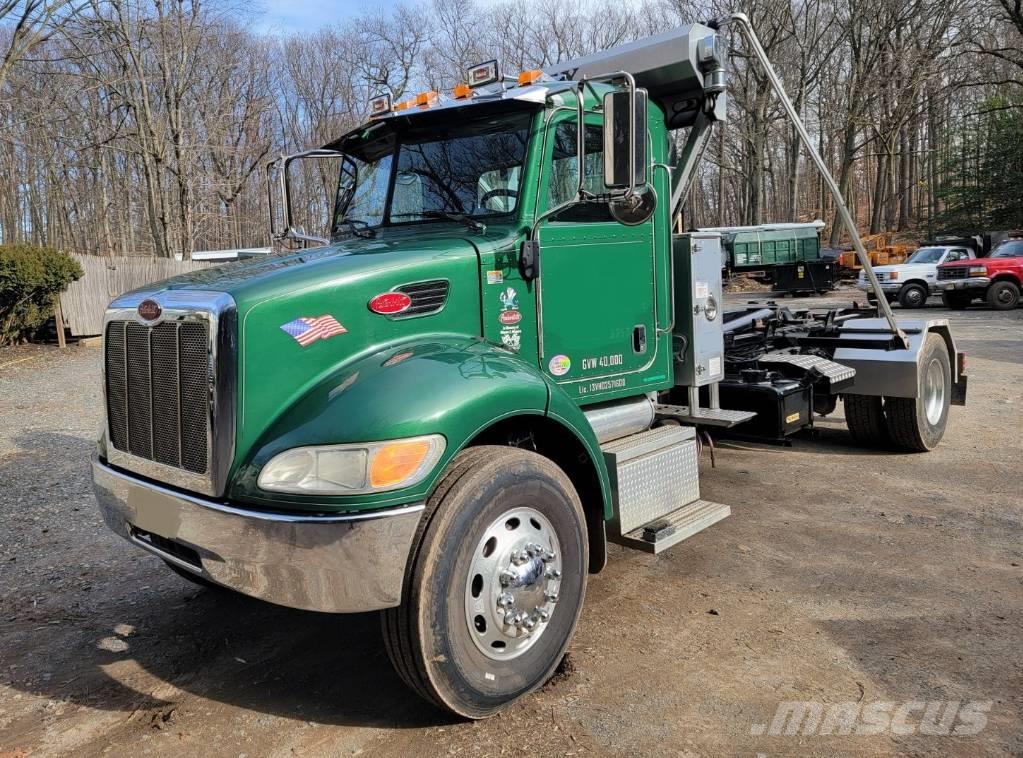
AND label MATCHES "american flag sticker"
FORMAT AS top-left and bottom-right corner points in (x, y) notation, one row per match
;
(280, 315), (347, 347)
